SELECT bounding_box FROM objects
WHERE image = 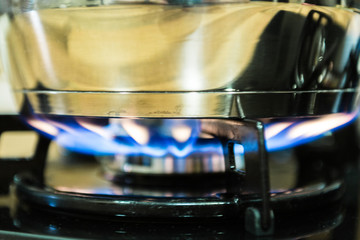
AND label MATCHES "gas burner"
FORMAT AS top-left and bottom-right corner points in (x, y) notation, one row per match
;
(0, 115), (351, 237)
